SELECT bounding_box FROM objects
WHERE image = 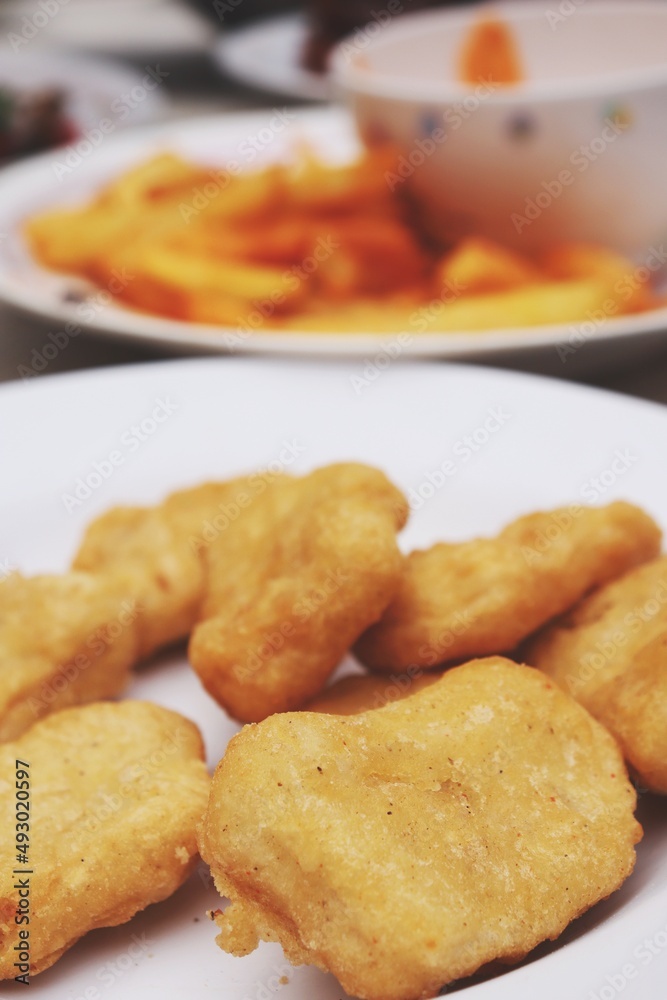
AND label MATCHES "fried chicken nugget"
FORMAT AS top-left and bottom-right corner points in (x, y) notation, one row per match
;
(189, 463), (408, 722)
(73, 480), (247, 658)
(355, 501), (661, 673)
(198, 658), (640, 1000)
(0, 700), (210, 978)
(523, 555), (667, 793)
(304, 670), (440, 715)
(0, 571), (139, 741)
